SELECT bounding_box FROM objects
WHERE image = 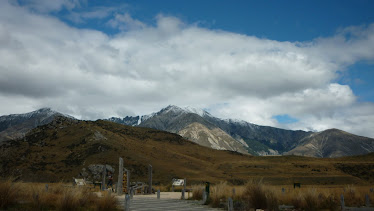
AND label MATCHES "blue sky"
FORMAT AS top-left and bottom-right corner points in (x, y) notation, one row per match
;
(52, 0), (374, 40)
(50, 0), (374, 103)
(1, 0), (374, 137)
